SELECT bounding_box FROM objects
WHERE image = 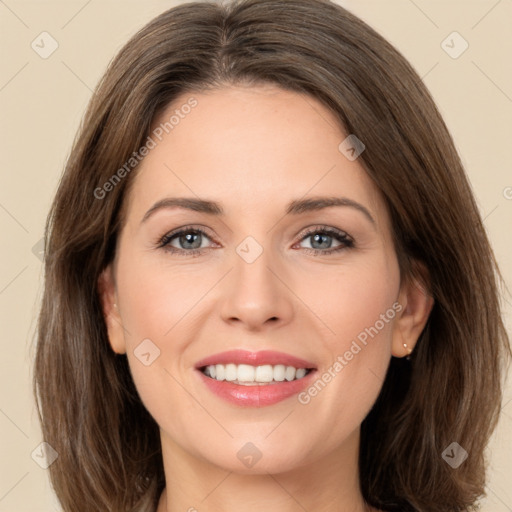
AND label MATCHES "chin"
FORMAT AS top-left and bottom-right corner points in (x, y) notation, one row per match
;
(195, 436), (315, 475)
